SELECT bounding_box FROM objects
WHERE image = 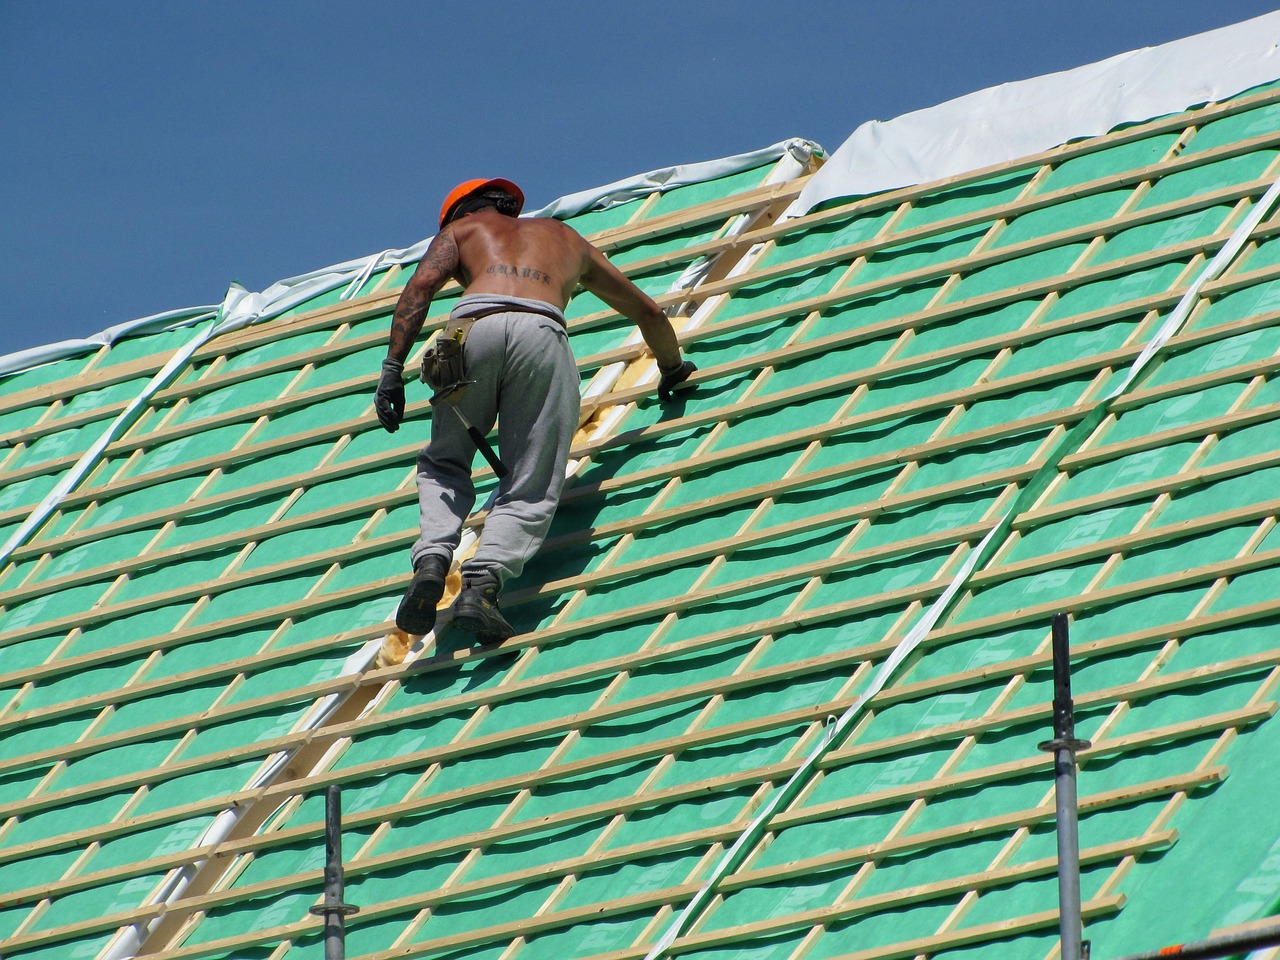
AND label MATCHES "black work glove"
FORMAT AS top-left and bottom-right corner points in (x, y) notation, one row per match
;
(657, 359), (697, 402)
(375, 358), (406, 432)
